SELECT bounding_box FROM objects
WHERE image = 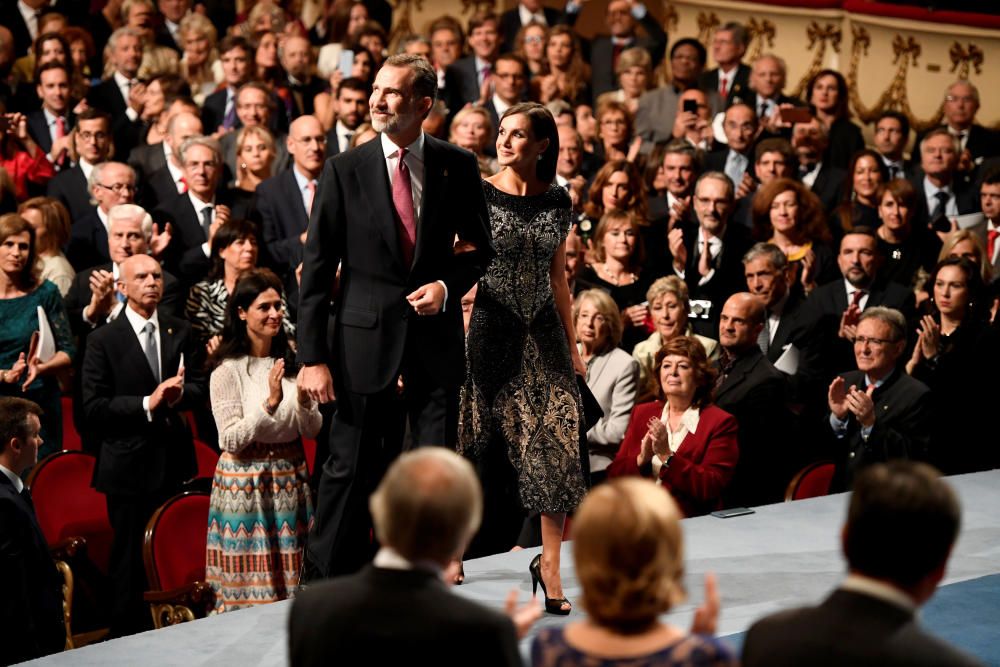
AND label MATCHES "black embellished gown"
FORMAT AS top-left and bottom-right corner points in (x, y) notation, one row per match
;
(459, 182), (587, 556)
